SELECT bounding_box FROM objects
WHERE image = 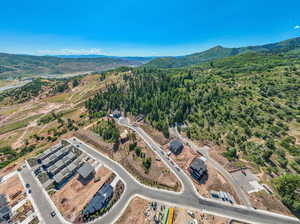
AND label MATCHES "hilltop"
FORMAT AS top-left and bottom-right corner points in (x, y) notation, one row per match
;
(146, 37), (300, 68)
